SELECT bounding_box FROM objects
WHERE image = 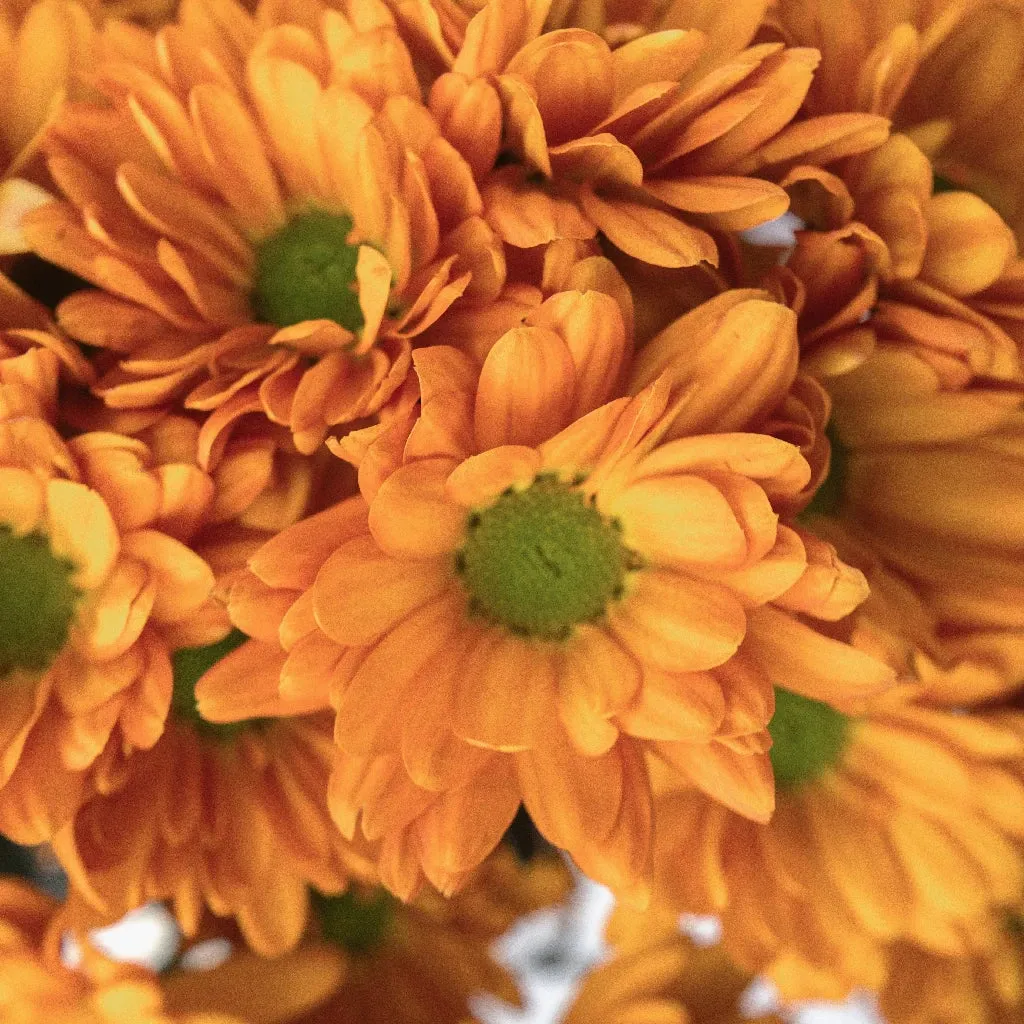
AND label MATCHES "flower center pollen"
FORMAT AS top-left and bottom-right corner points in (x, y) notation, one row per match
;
(0, 526), (80, 676)
(768, 687), (851, 789)
(252, 210), (365, 331)
(456, 477), (631, 641)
